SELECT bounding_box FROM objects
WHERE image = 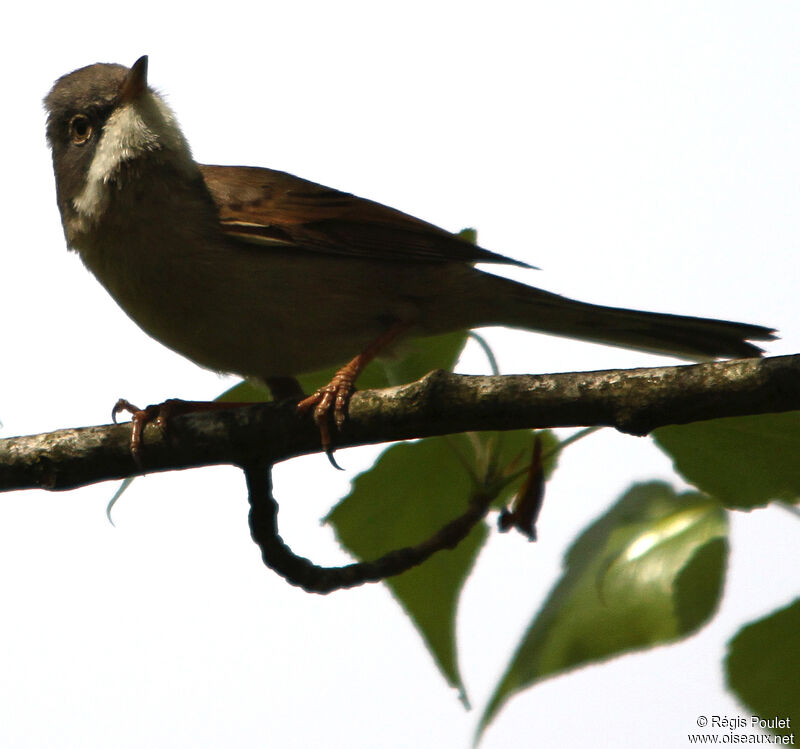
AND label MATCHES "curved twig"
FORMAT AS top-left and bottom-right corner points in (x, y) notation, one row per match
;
(245, 461), (493, 593)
